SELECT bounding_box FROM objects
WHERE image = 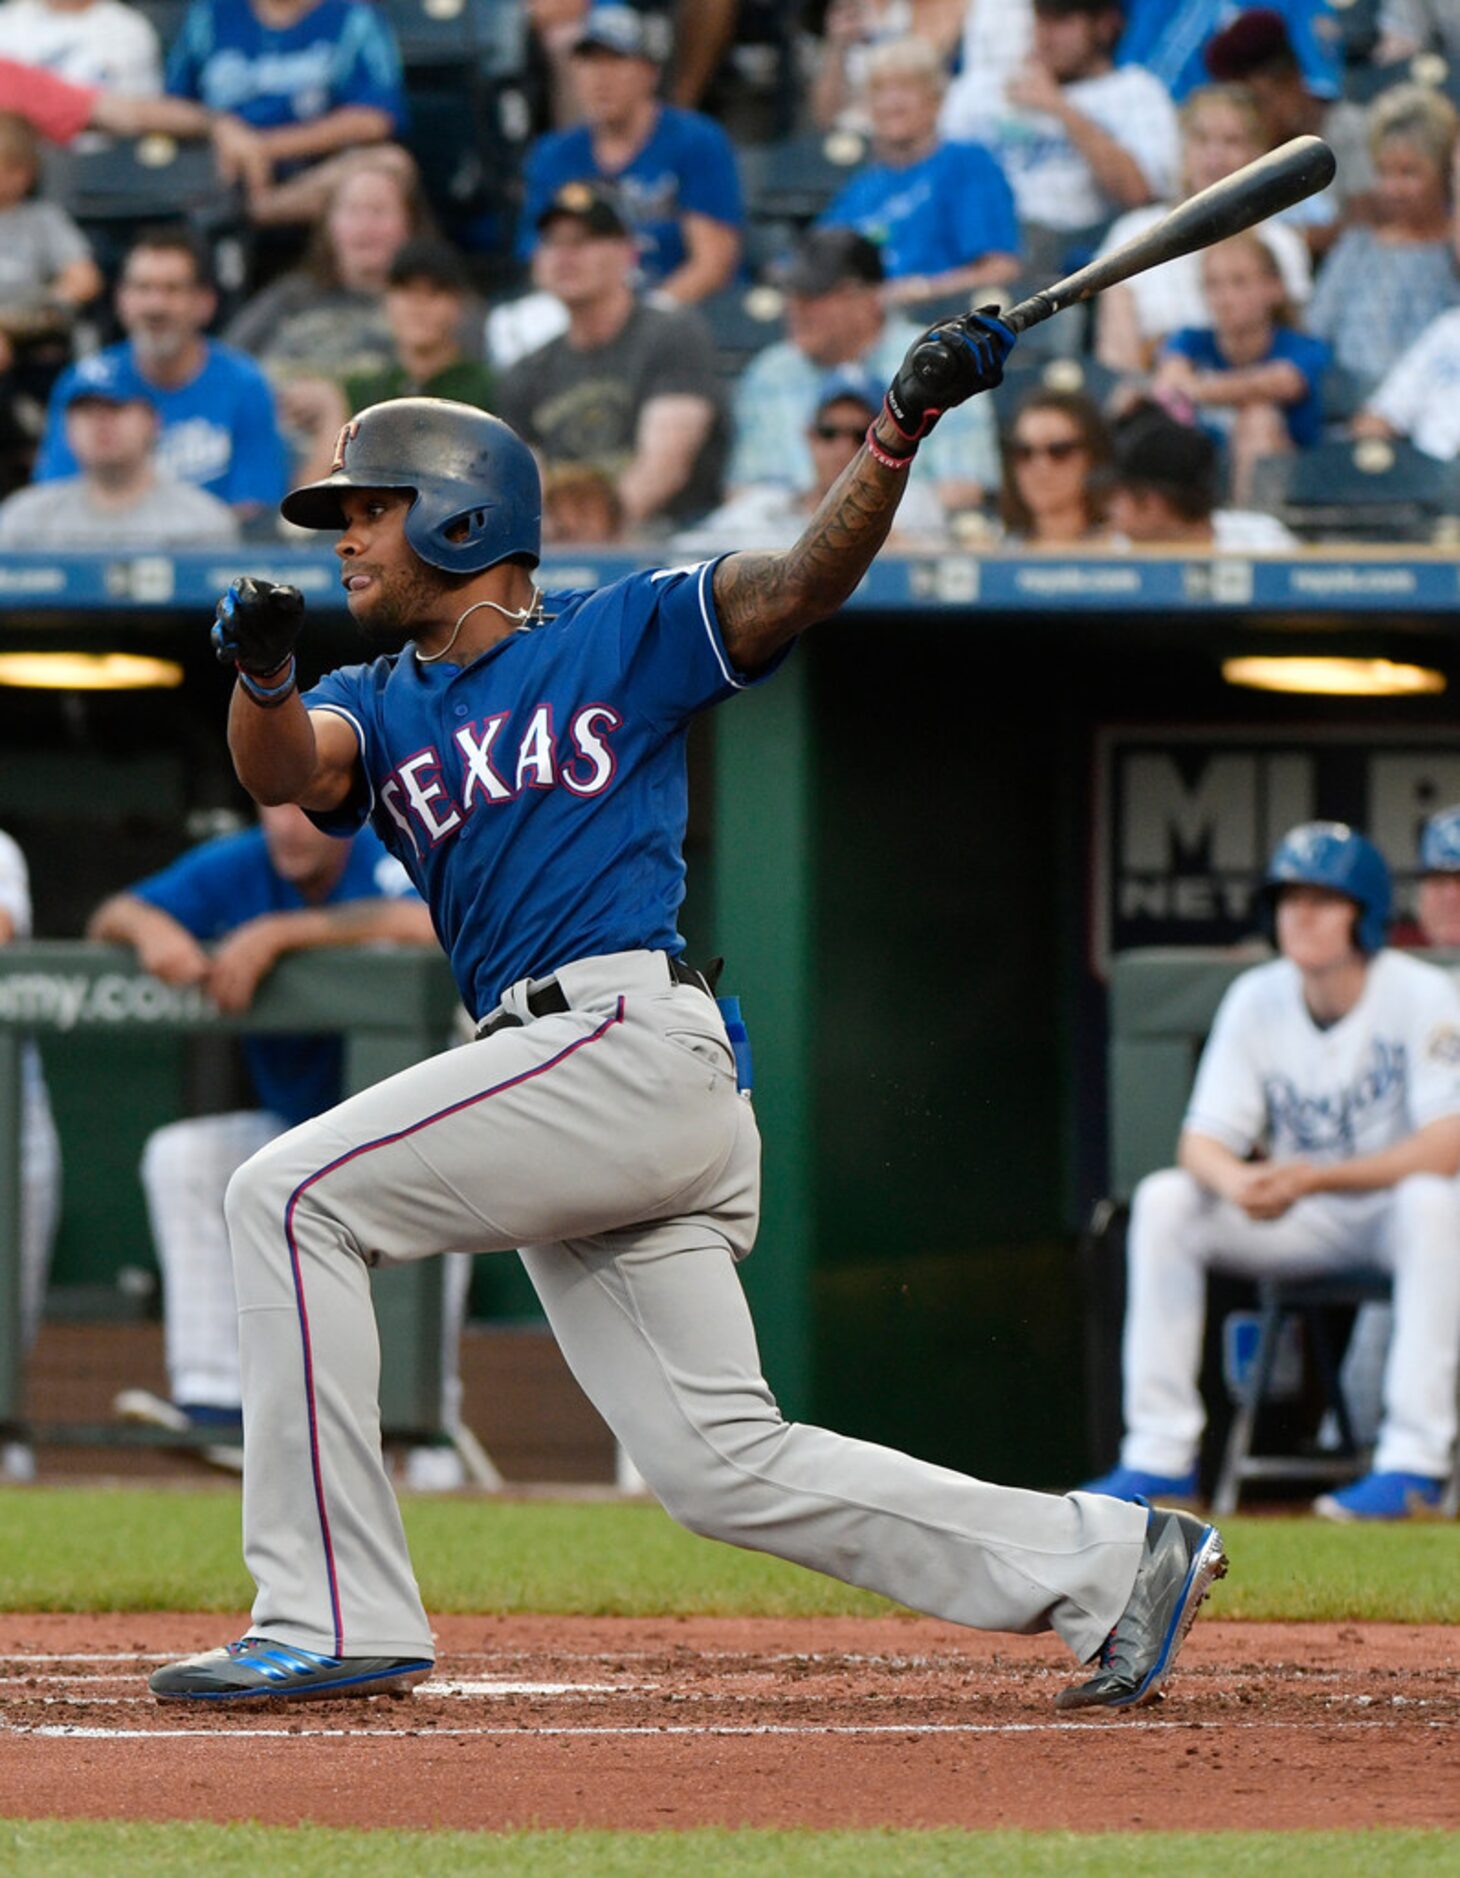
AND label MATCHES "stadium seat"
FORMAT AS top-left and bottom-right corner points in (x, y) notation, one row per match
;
(1318, 361), (1367, 431)
(1342, 45), (1452, 102)
(1333, 0), (1383, 78)
(1250, 438), (1460, 543)
(403, 78), (524, 266)
(43, 135), (229, 226)
(739, 130), (867, 225)
(379, 0), (526, 71)
(1212, 1271), (1460, 1516)
(41, 136), (245, 290)
(990, 352), (1118, 425)
(132, 0), (190, 54)
(698, 283), (784, 376)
